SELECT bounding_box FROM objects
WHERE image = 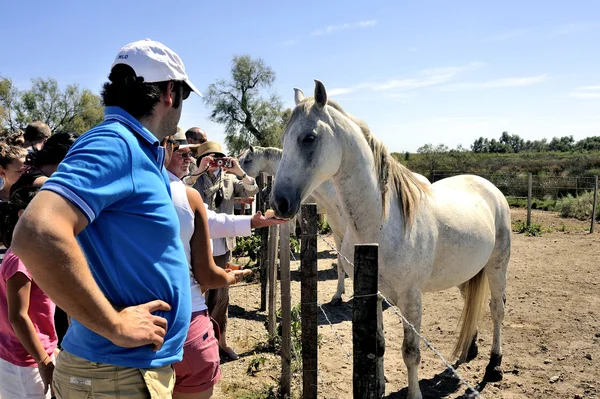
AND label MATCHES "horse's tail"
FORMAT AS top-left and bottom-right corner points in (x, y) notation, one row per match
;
(453, 268), (488, 361)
